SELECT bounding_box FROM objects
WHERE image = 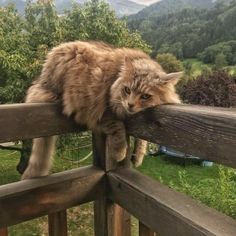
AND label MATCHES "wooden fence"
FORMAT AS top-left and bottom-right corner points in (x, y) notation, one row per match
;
(0, 103), (235, 236)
